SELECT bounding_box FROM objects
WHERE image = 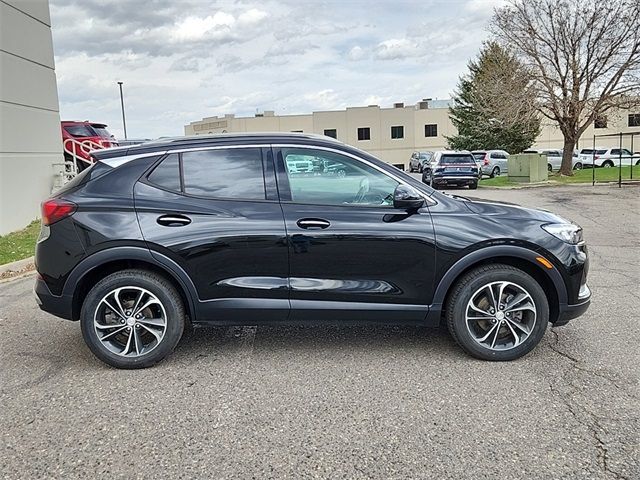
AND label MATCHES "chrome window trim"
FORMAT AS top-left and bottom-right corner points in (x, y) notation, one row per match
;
(272, 143), (436, 206)
(101, 151), (169, 168)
